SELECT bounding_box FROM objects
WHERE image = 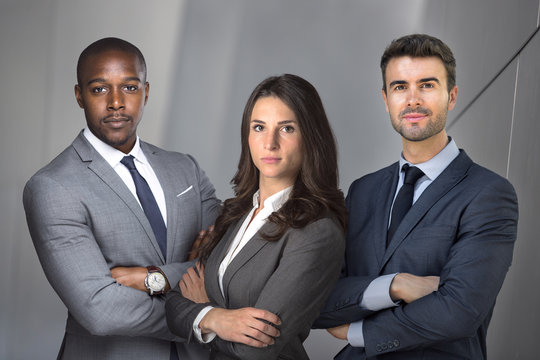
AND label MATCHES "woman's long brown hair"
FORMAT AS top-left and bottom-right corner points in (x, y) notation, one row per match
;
(198, 74), (346, 263)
